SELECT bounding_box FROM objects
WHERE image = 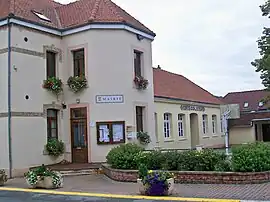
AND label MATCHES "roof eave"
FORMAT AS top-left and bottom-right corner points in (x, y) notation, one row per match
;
(0, 16), (156, 40)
